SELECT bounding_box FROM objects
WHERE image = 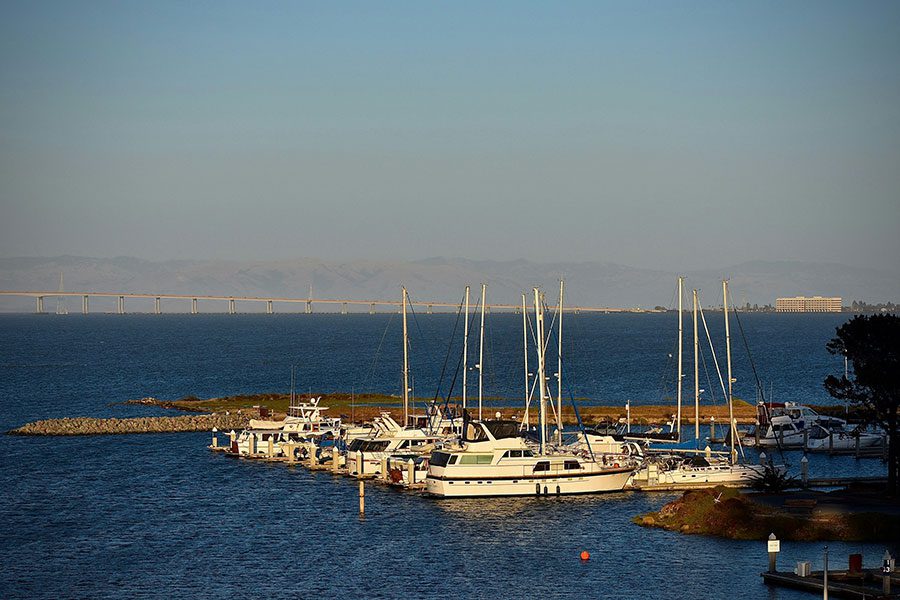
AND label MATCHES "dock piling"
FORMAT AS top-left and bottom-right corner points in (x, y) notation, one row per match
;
(211, 428), (218, 448)
(358, 481), (365, 516)
(332, 446), (339, 474)
(800, 455), (809, 487)
(407, 459), (415, 486)
(768, 533), (779, 573)
(381, 457), (389, 481)
(356, 450), (364, 478)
